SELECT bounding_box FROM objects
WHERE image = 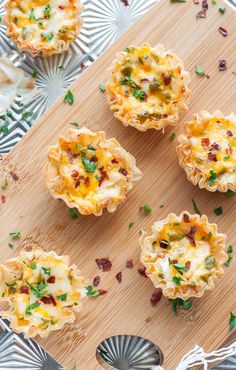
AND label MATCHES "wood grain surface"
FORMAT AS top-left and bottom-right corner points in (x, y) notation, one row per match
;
(0, 1), (236, 369)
